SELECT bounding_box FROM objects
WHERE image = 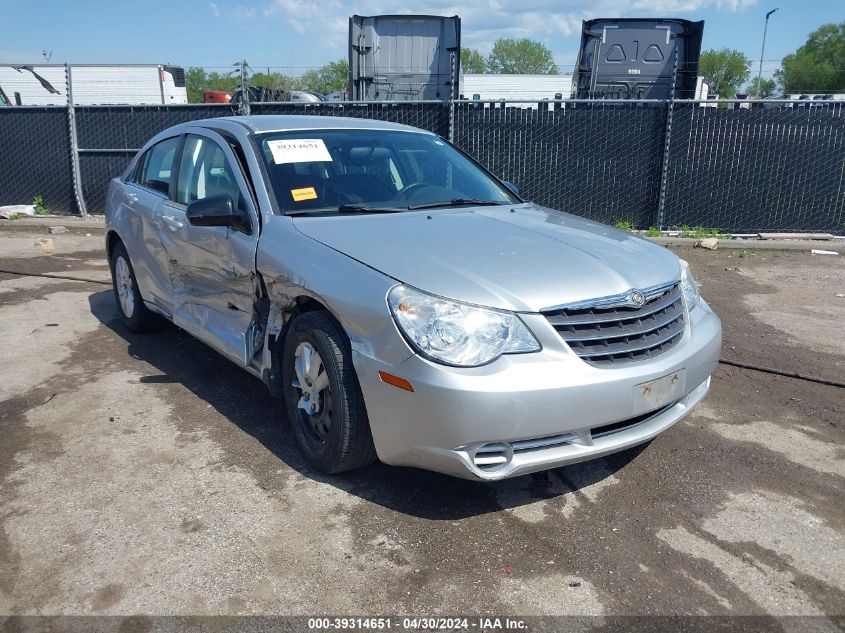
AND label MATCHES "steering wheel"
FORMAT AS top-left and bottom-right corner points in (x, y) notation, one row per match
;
(397, 182), (430, 201)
